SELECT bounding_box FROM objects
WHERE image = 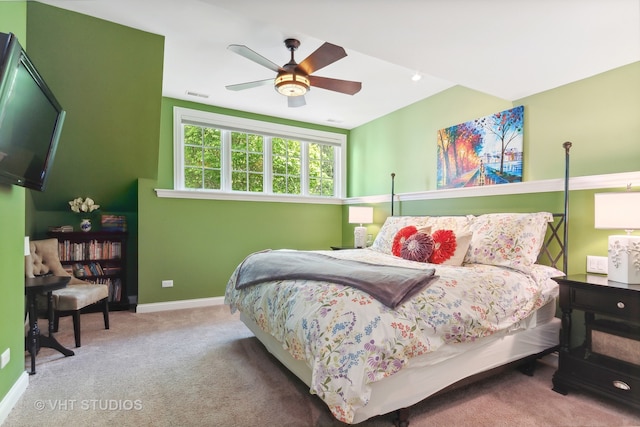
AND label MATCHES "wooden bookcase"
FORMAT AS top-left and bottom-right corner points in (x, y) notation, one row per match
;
(48, 231), (129, 311)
